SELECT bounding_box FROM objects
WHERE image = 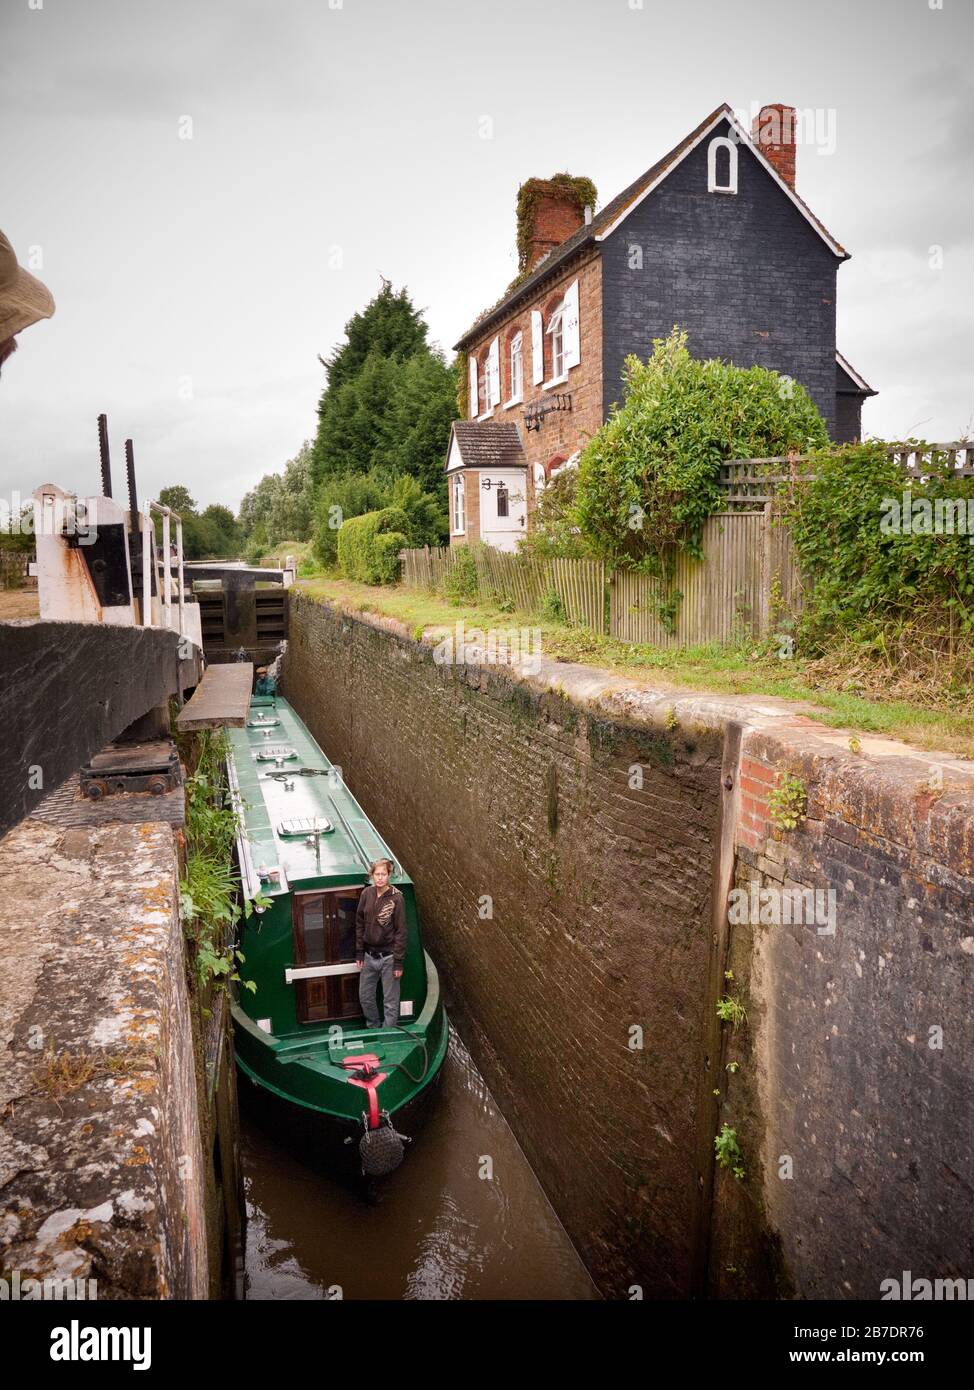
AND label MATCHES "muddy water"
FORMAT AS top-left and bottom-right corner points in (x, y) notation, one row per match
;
(241, 1025), (599, 1300)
